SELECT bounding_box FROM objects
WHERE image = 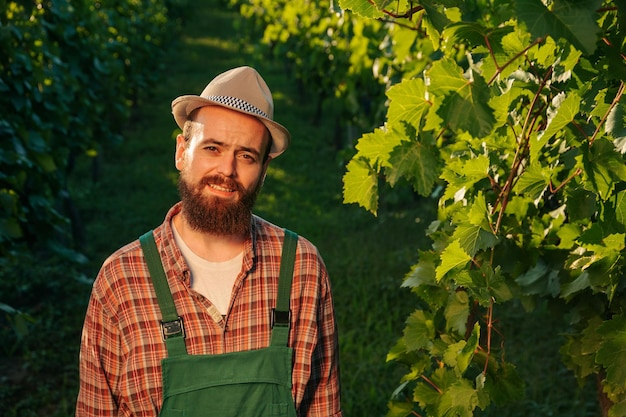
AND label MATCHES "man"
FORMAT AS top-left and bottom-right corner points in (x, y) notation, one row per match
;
(76, 66), (342, 417)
